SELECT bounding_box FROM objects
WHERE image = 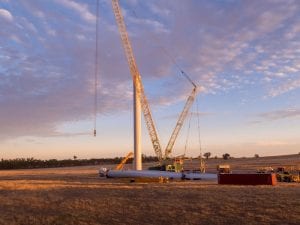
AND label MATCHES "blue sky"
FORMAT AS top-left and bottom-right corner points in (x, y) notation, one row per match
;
(0, 0), (299, 159)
